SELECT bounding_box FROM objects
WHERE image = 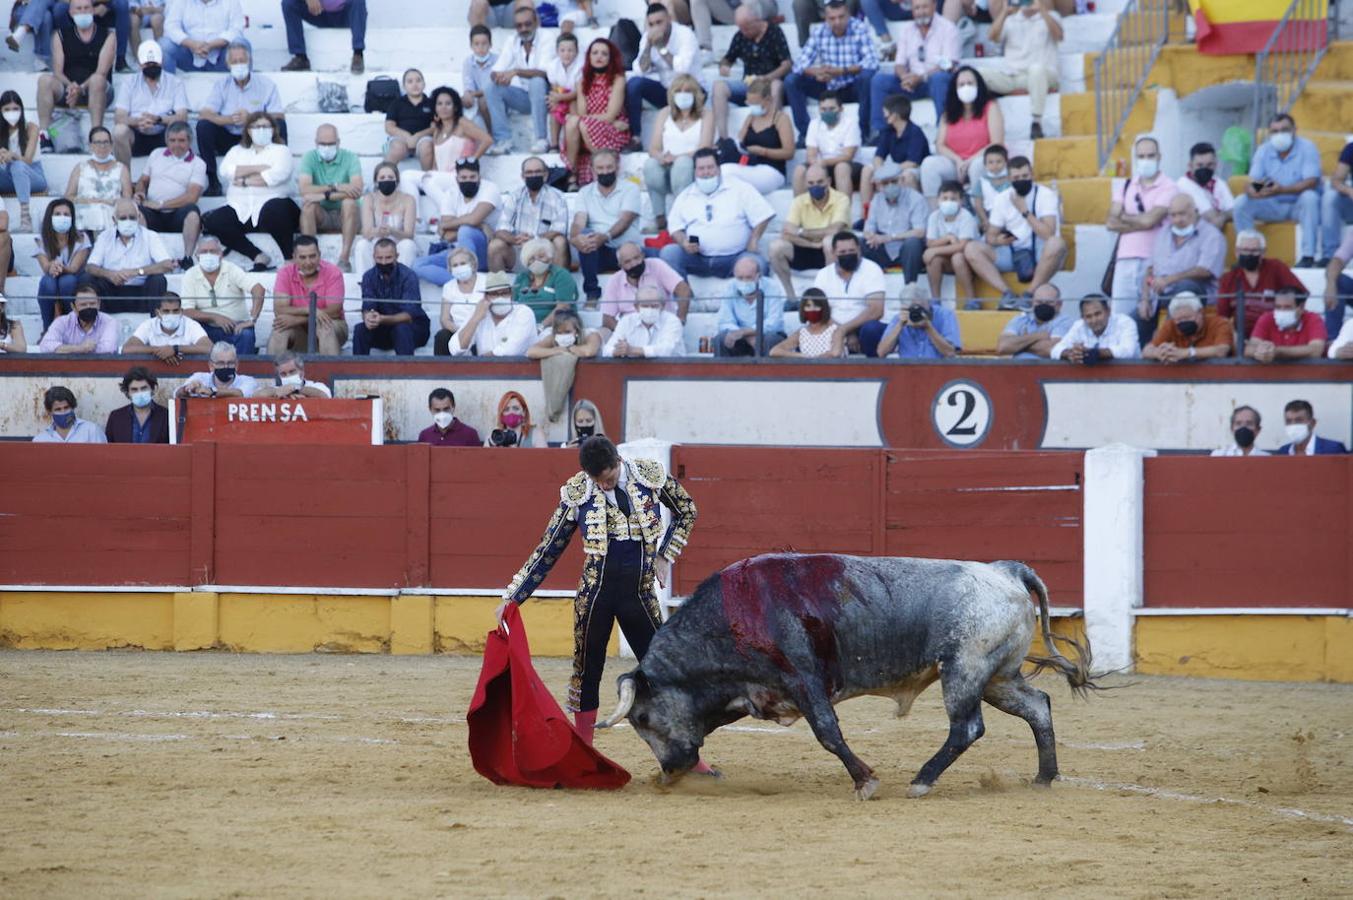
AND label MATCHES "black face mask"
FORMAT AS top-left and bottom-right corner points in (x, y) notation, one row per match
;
(376, 180), (397, 196)
(78, 307), (99, 324)
(624, 260), (645, 281)
(142, 63), (161, 80)
(458, 180), (480, 198)
(376, 261), (396, 277)
(1234, 425), (1256, 449)
(1191, 166), (1214, 186)
(1012, 179), (1034, 197)
(836, 253), (860, 272)
(1177, 319), (1199, 337)
(524, 174), (545, 193)
(576, 425), (595, 438)
(214, 366), (236, 382)
(595, 171), (617, 188)
(1033, 302), (1056, 323)
(1237, 253), (1262, 272)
